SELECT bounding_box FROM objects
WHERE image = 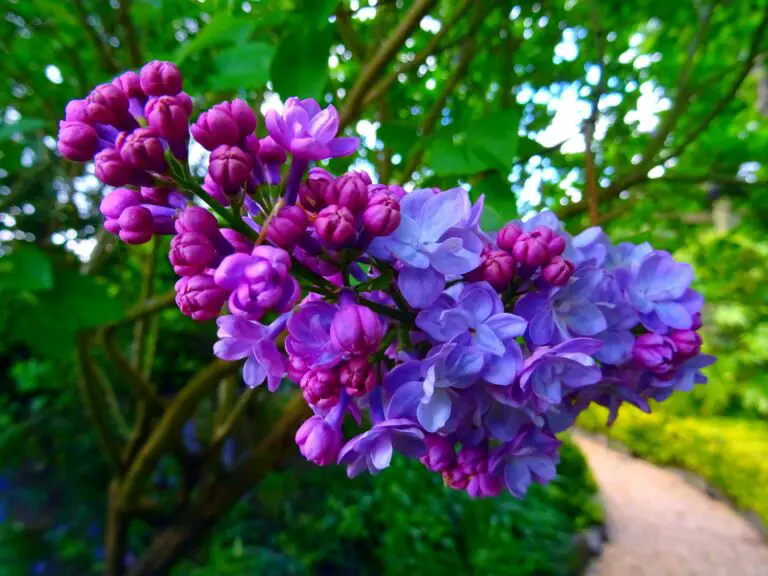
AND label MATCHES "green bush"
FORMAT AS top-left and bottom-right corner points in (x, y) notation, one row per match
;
(178, 438), (603, 575)
(579, 406), (768, 525)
